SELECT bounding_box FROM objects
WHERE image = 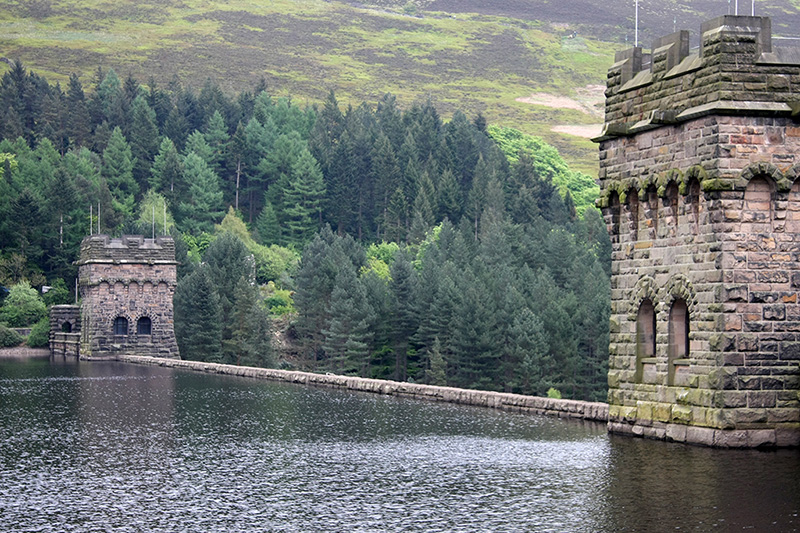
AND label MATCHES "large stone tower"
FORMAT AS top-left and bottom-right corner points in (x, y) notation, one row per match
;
(77, 235), (179, 360)
(596, 16), (800, 447)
